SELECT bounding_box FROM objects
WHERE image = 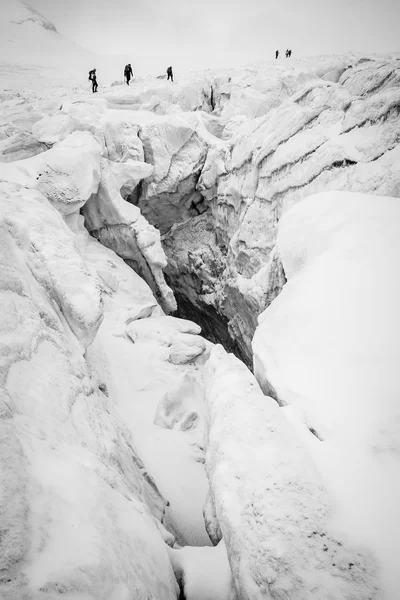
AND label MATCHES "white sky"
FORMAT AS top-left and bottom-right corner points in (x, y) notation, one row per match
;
(22, 0), (400, 75)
